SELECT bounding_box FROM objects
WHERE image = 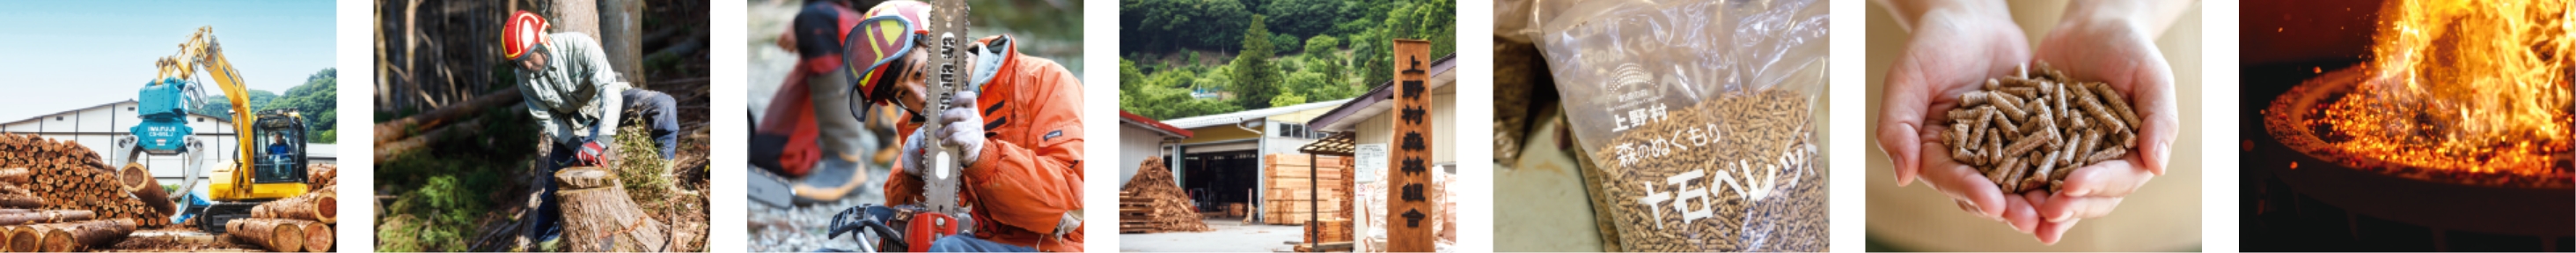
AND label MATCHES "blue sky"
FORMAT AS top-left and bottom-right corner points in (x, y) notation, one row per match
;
(0, 0), (334, 121)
